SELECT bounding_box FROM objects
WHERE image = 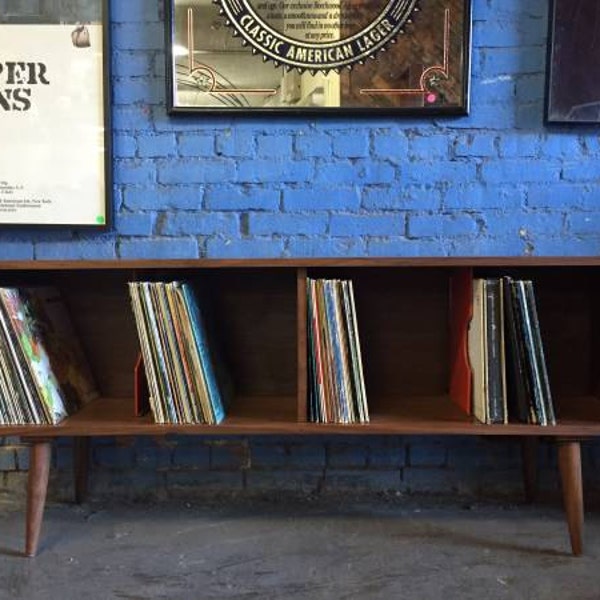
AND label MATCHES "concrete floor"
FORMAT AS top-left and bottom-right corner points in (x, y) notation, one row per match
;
(1, 494), (600, 600)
